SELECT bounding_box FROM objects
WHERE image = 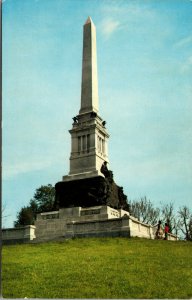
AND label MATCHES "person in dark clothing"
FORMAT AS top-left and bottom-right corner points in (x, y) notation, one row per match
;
(155, 220), (163, 239)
